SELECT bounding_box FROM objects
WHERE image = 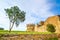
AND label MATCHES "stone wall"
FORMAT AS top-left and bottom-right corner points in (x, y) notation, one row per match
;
(0, 34), (58, 40)
(27, 24), (35, 31)
(26, 15), (60, 33)
(44, 16), (60, 33)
